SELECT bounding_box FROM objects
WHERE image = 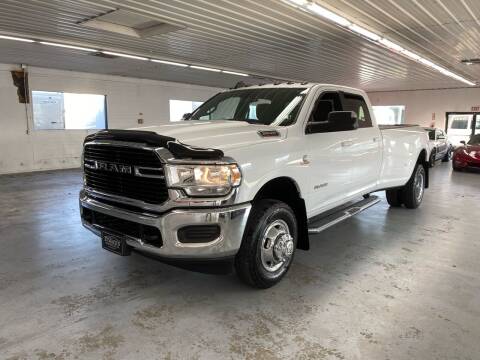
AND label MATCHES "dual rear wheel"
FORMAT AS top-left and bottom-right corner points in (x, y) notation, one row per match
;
(386, 163), (425, 209)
